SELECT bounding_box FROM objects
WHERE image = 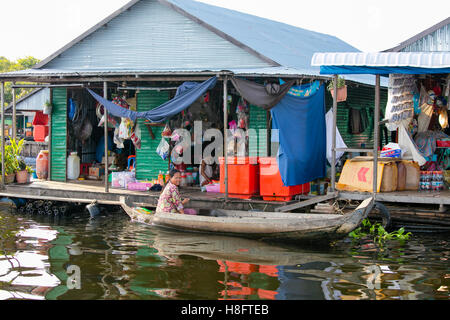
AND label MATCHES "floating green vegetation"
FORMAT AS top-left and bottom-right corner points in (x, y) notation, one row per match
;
(349, 219), (412, 247)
